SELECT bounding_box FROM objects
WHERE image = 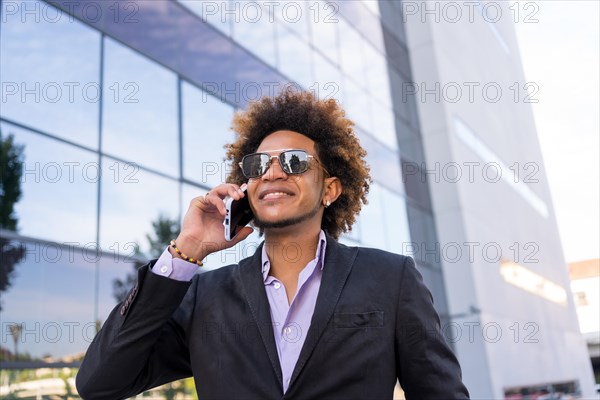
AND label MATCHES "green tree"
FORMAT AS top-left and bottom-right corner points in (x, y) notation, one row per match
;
(0, 130), (26, 311)
(0, 130), (24, 230)
(146, 213), (181, 258)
